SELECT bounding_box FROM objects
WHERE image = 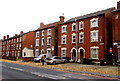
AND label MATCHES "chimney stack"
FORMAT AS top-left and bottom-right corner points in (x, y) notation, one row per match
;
(7, 35), (9, 39)
(3, 36), (6, 40)
(59, 13), (65, 22)
(117, 0), (120, 9)
(40, 22), (44, 27)
(20, 31), (23, 35)
(15, 34), (18, 36)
